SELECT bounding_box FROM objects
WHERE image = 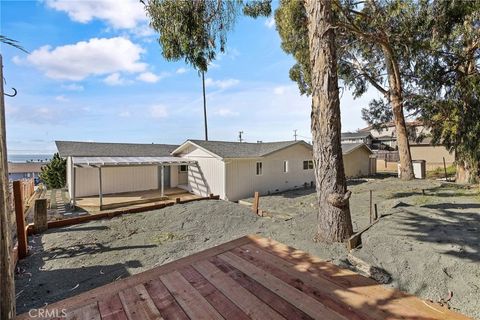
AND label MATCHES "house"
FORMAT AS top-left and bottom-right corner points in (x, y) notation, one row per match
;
(56, 140), (375, 206)
(341, 132), (373, 146)
(172, 140), (375, 201)
(359, 120), (430, 149)
(8, 162), (45, 182)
